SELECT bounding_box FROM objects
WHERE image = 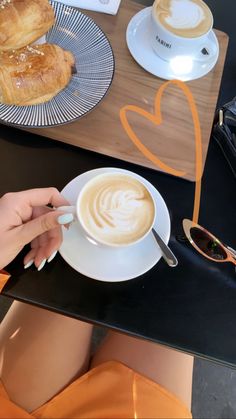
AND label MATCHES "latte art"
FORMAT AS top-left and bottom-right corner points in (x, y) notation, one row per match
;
(154, 0), (212, 38)
(165, 0), (204, 29)
(78, 174), (155, 245)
